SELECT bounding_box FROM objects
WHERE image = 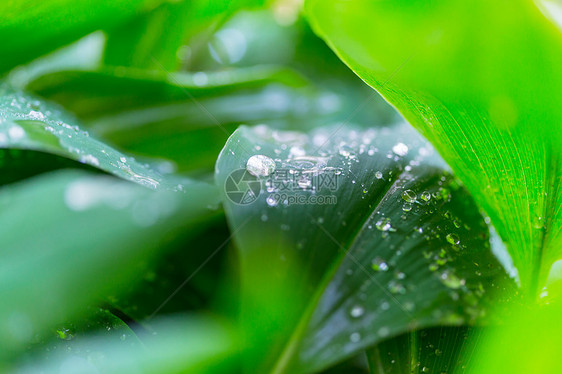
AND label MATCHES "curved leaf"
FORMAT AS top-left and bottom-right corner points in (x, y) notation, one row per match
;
(25, 66), (308, 118)
(13, 315), (236, 374)
(0, 170), (220, 358)
(0, 0), (164, 73)
(306, 0), (562, 297)
(366, 326), (479, 374)
(215, 124), (516, 372)
(23, 67), (336, 171)
(0, 85), (185, 189)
